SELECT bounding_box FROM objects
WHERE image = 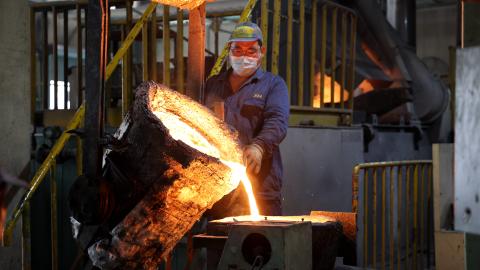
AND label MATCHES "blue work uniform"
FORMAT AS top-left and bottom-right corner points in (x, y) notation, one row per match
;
(205, 68), (289, 215)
